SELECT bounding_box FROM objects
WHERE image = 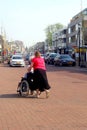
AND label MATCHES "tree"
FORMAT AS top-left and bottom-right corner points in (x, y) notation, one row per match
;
(45, 23), (64, 46)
